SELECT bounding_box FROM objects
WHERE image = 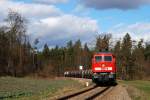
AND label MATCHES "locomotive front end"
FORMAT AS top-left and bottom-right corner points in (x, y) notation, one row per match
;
(92, 52), (116, 84)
